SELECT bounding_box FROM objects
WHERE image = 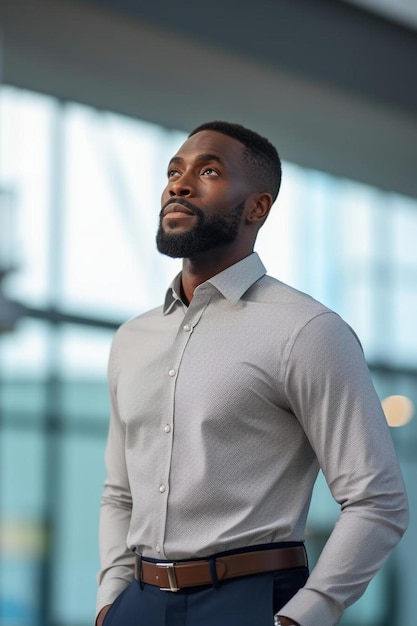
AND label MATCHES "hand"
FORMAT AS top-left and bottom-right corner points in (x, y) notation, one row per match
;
(96, 604), (112, 626)
(275, 616), (298, 626)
